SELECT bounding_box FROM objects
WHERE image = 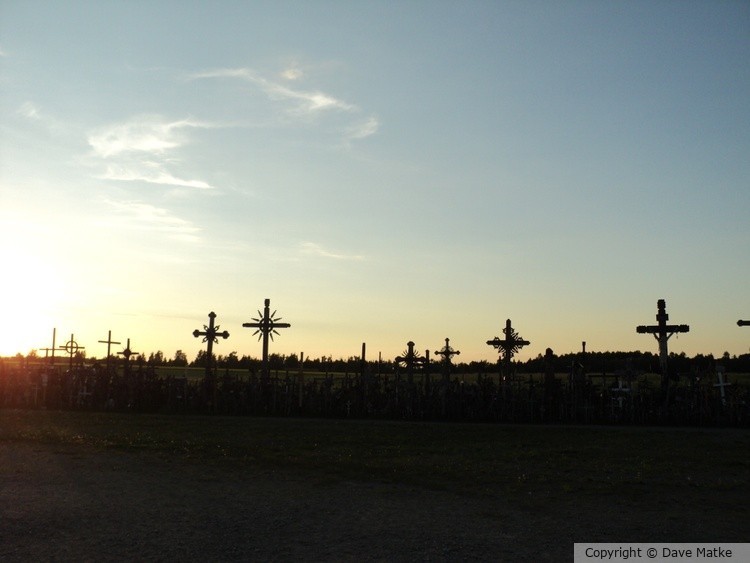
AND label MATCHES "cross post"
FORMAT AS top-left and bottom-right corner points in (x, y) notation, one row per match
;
(636, 299), (689, 391)
(395, 341), (426, 385)
(434, 338), (460, 382)
(714, 366), (731, 406)
(98, 330), (121, 373)
(117, 338), (139, 375)
(486, 319), (530, 379)
(242, 299), (290, 380)
(61, 334), (85, 372)
(193, 312), (229, 379)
